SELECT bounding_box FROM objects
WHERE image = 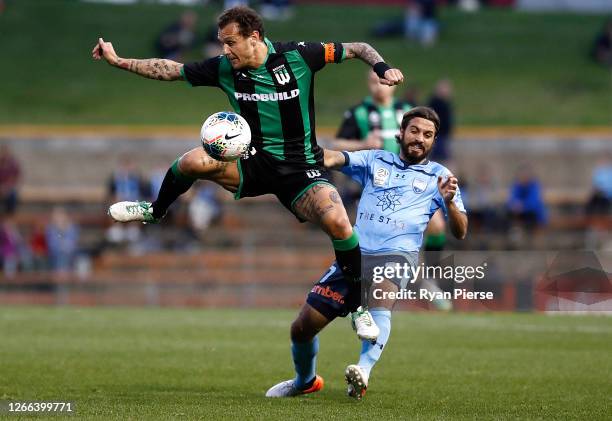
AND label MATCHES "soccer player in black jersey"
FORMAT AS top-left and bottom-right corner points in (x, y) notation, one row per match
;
(92, 6), (403, 309)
